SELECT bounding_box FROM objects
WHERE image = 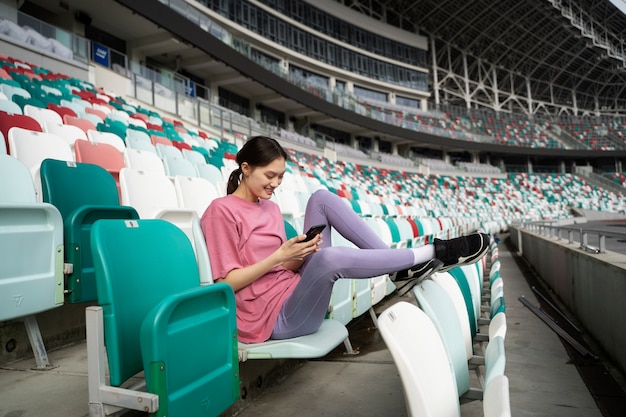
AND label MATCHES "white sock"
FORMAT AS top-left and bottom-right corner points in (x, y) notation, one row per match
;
(411, 244), (435, 265)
